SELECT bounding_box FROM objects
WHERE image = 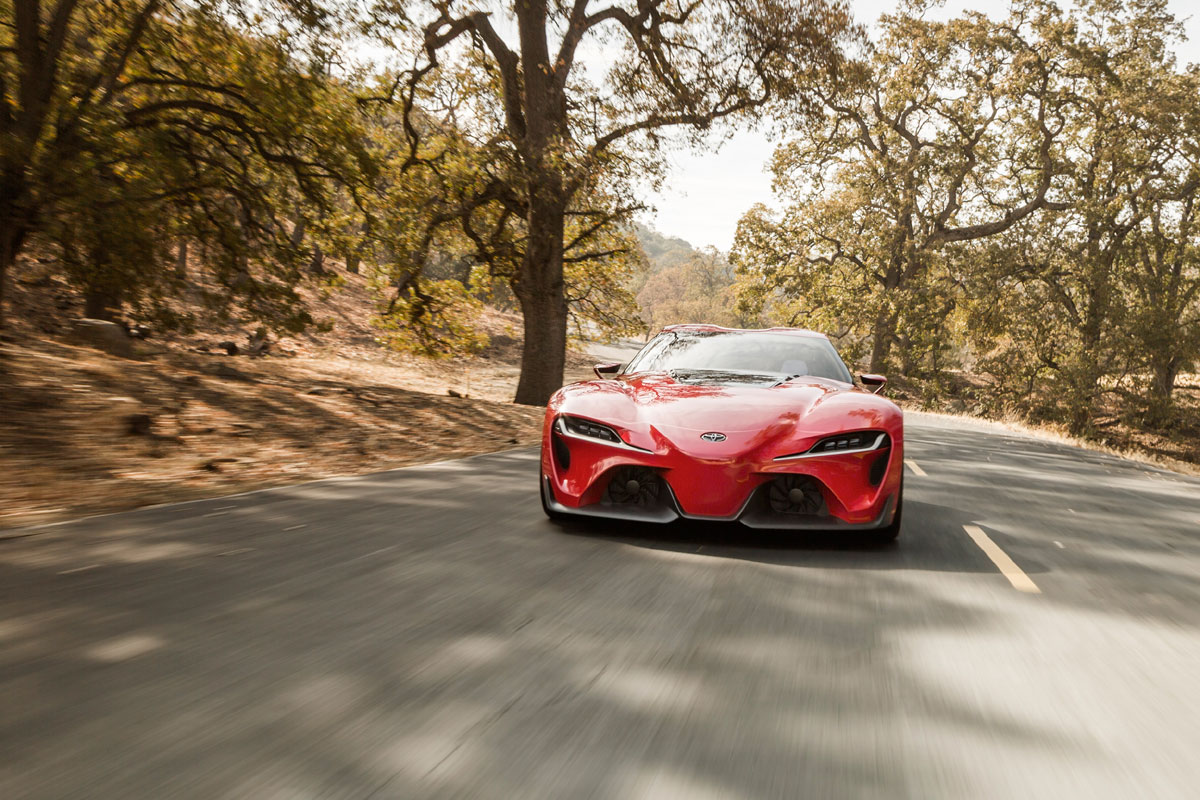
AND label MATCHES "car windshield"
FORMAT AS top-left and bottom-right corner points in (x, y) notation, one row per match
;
(624, 330), (854, 383)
